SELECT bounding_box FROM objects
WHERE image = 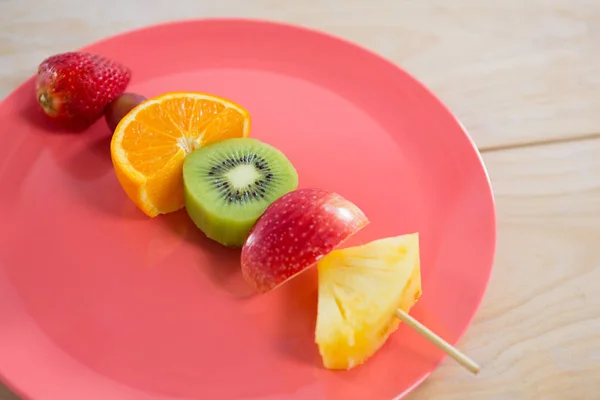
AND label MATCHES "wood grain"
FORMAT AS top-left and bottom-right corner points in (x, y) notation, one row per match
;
(409, 138), (600, 399)
(1, 0), (599, 149)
